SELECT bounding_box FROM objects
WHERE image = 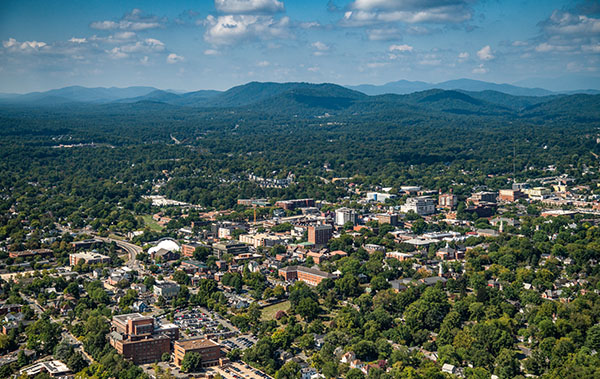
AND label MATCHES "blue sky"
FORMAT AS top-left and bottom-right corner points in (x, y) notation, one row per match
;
(0, 0), (598, 92)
